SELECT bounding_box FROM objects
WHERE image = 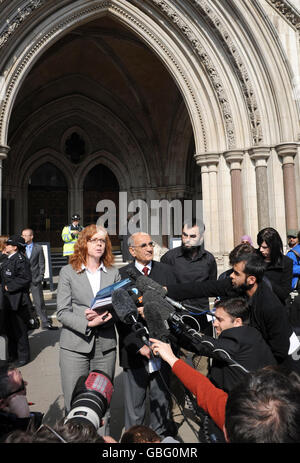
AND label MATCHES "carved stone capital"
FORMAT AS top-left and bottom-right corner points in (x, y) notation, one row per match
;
(223, 150), (244, 170)
(194, 152), (220, 167)
(275, 142), (298, 165)
(249, 146), (271, 167)
(0, 144), (9, 160)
